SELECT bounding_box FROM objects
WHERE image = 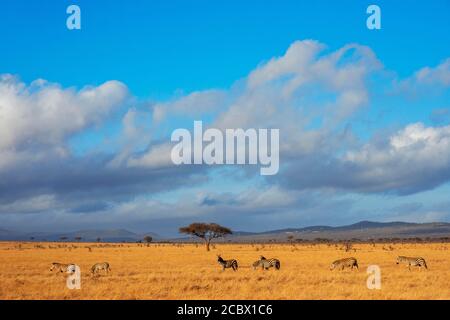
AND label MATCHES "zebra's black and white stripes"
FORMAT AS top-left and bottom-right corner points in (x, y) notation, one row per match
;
(91, 262), (111, 275)
(330, 257), (358, 270)
(217, 255), (238, 271)
(396, 256), (428, 270)
(50, 262), (75, 273)
(253, 256), (281, 270)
